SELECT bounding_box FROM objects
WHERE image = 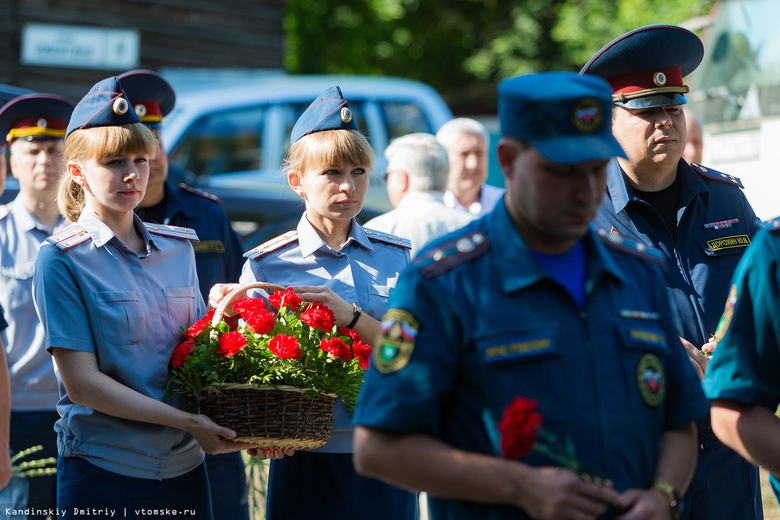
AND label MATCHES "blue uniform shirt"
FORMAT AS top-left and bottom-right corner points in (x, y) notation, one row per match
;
(33, 212), (206, 480)
(139, 183), (244, 301)
(0, 200), (65, 411)
(594, 159), (761, 349)
(241, 213), (411, 452)
(354, 202), (709, 520)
